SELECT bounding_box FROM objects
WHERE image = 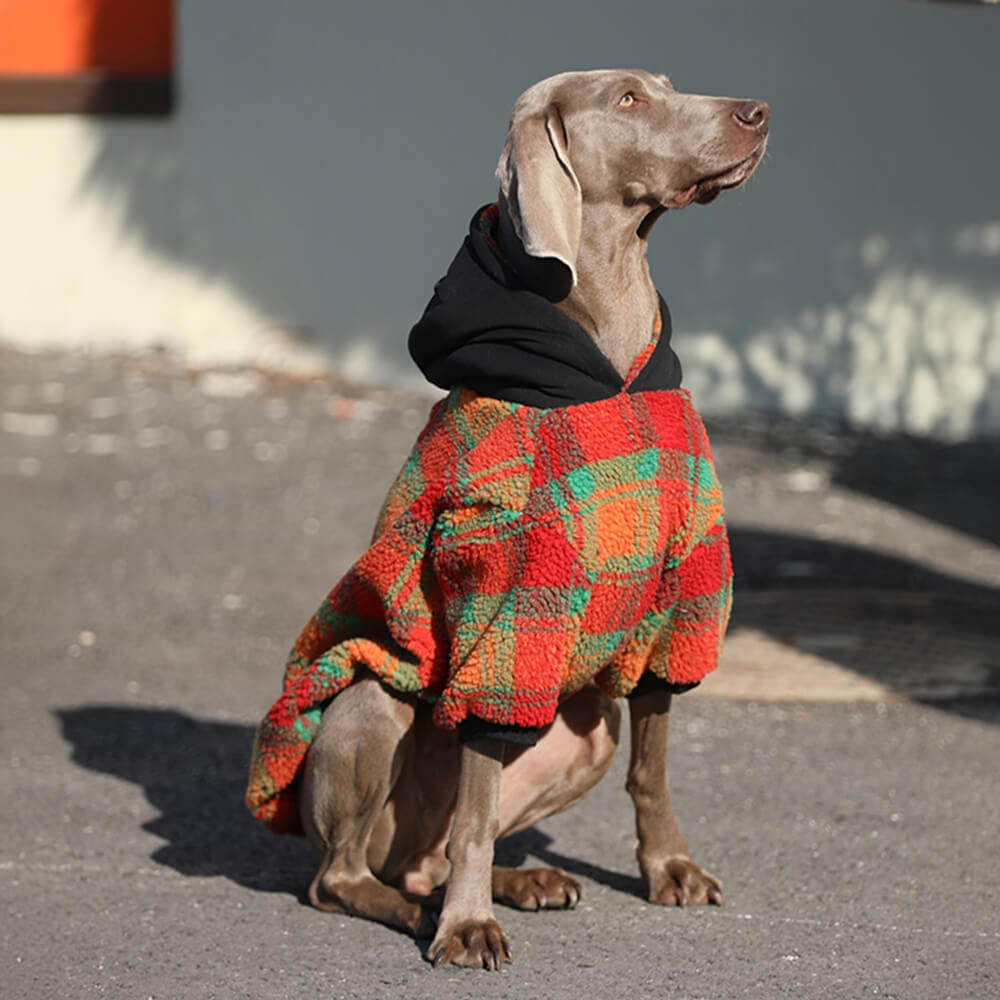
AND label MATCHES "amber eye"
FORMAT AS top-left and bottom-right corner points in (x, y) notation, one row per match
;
(618, 92), (637, 109)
